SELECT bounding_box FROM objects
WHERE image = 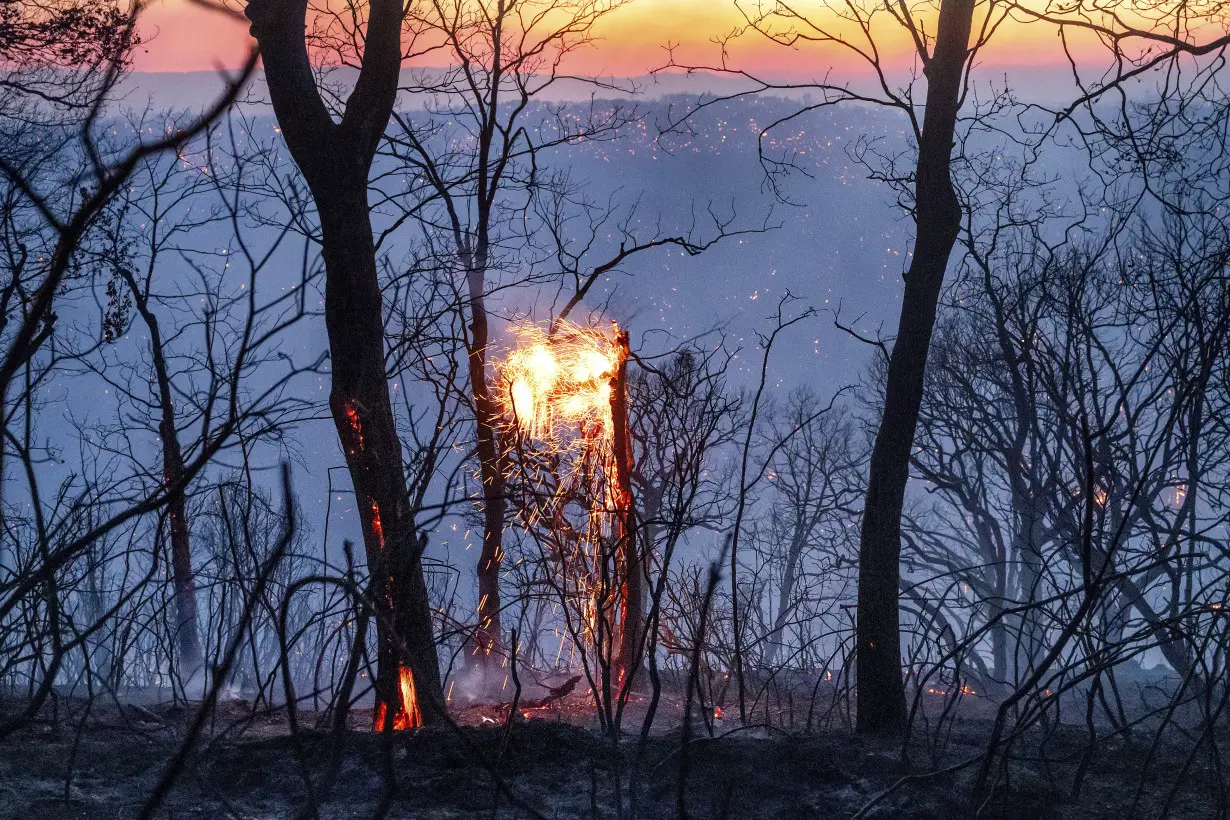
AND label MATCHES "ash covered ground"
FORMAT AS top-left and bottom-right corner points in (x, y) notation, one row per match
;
(0, 691), (1224, 819)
